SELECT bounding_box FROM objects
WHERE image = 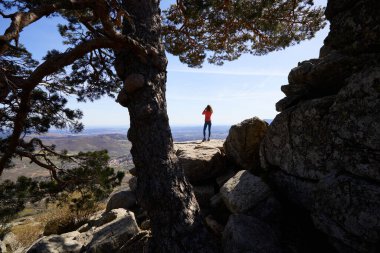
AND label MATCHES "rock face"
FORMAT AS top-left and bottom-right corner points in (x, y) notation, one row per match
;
(260, 0), (380, 252)
(223, 214), (282, 253)
(174, 140), (226, 183)
(220, 170), (271, 214)
(224, 117), (268, 172)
